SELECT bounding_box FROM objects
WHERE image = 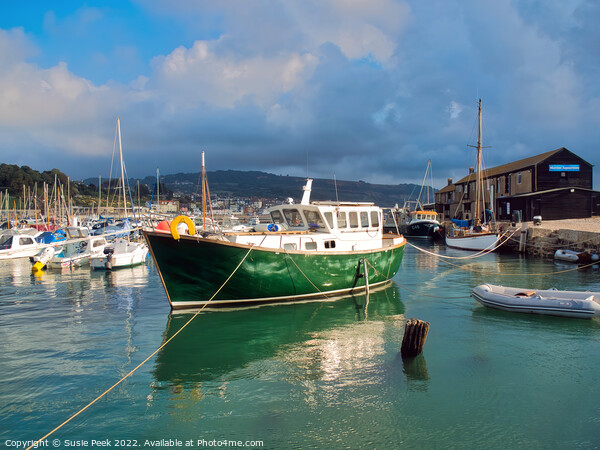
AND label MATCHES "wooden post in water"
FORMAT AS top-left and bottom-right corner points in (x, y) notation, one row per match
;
(519, 222), (528, 253)
(401, 318), (430, 358)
